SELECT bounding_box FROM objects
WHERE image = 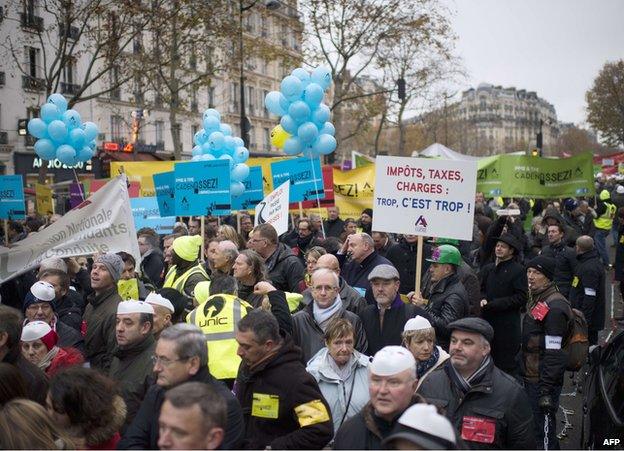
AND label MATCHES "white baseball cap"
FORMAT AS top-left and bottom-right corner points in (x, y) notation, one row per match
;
(145, 292), (175, 313)
(30, 281), (56, 302)
(404, 315), (432, 332)
(117, 300), (155, 315)
(369, 346), (416, 376)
